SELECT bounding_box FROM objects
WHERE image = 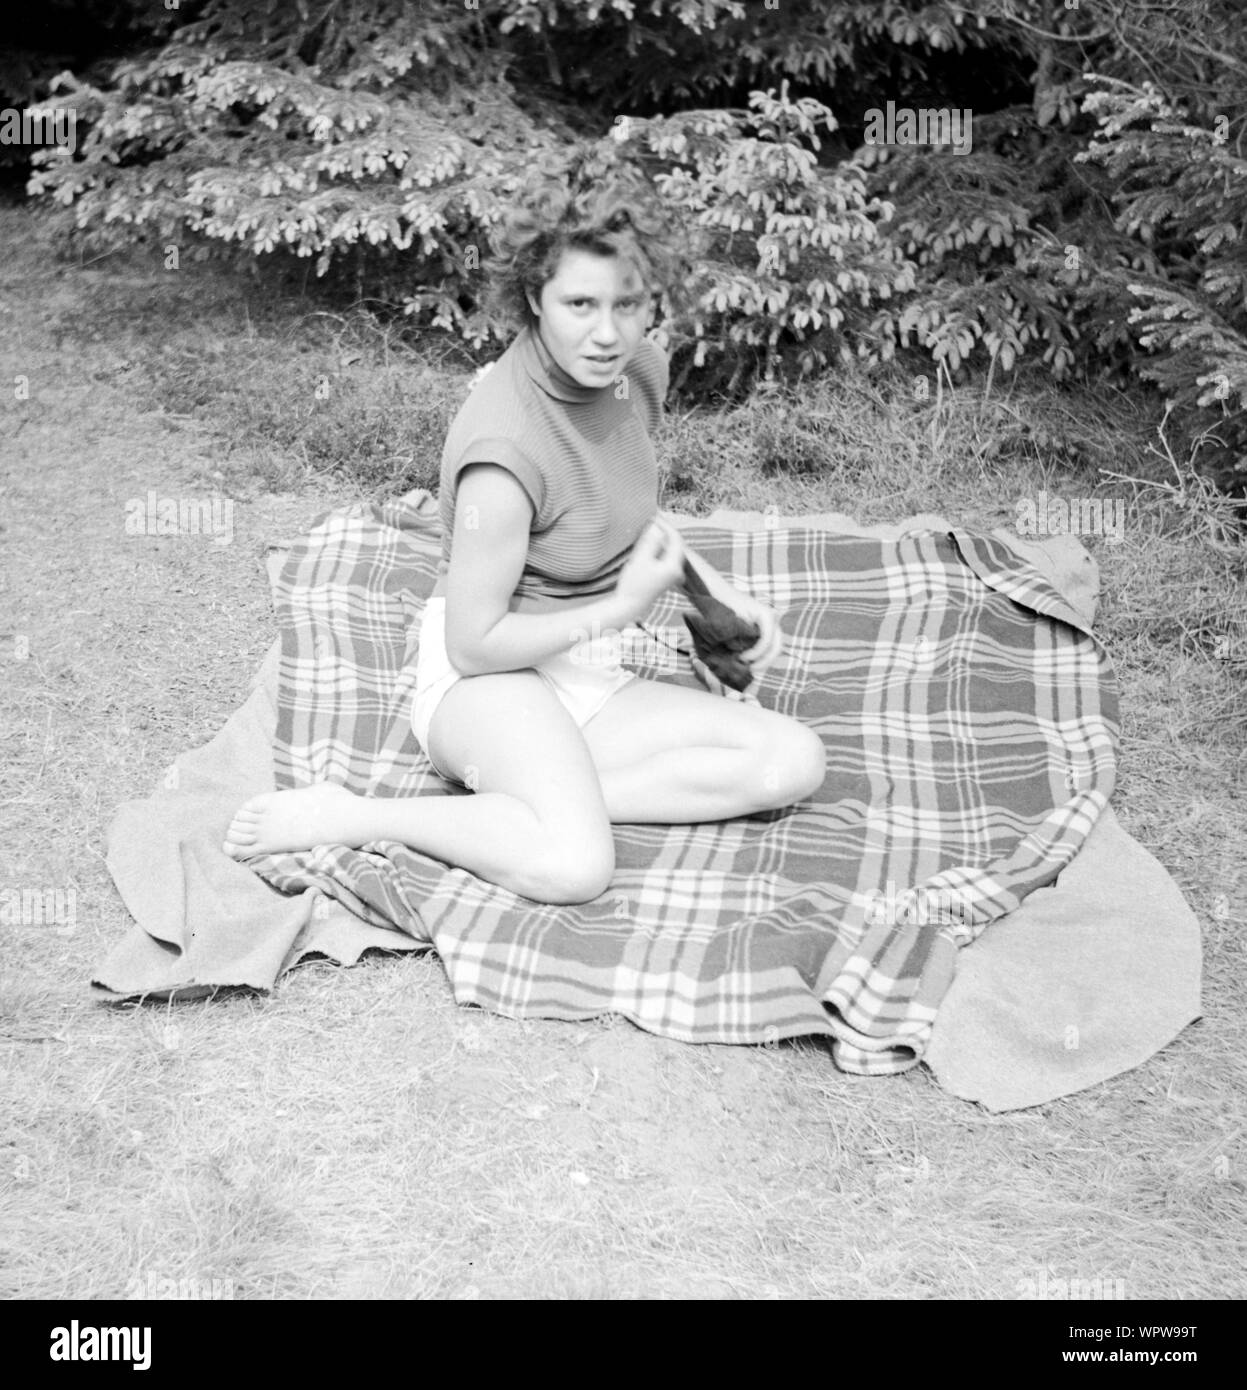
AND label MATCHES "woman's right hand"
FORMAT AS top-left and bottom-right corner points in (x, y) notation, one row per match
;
(614, 516), (686, 621)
